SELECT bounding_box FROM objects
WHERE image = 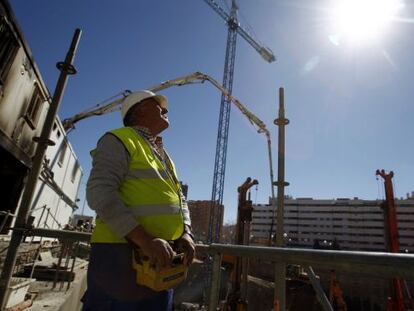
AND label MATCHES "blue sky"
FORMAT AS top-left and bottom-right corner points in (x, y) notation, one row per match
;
(10, 0), (414, 224)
